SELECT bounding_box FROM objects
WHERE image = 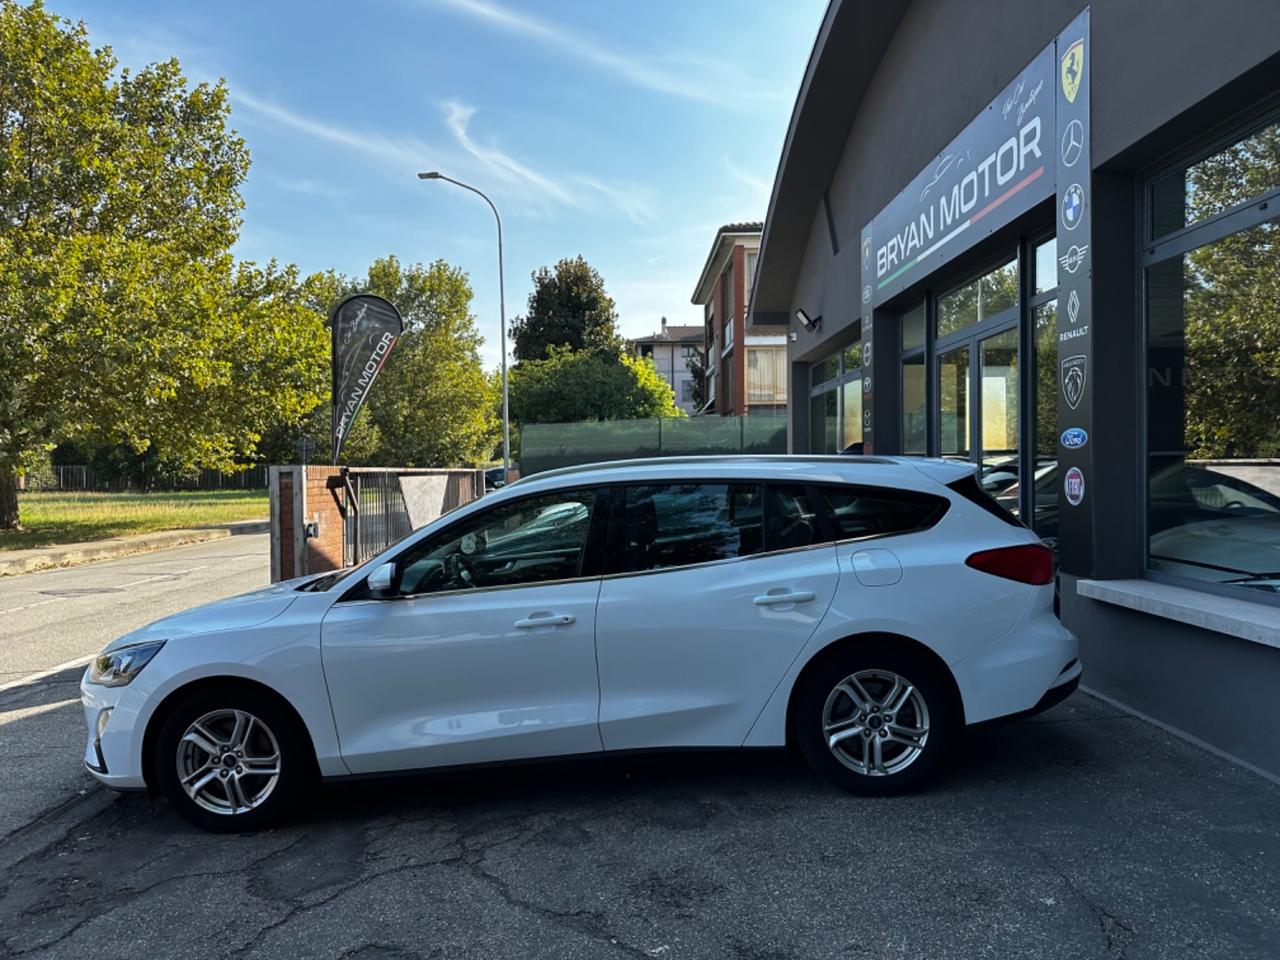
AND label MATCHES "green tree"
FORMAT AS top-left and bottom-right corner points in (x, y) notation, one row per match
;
(0, 2), (325, 527)
(684, 346), (709, 411)
(357, 257), (498, 467)
(510, 347), (683, 424)
(509, 256), (623, 362)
